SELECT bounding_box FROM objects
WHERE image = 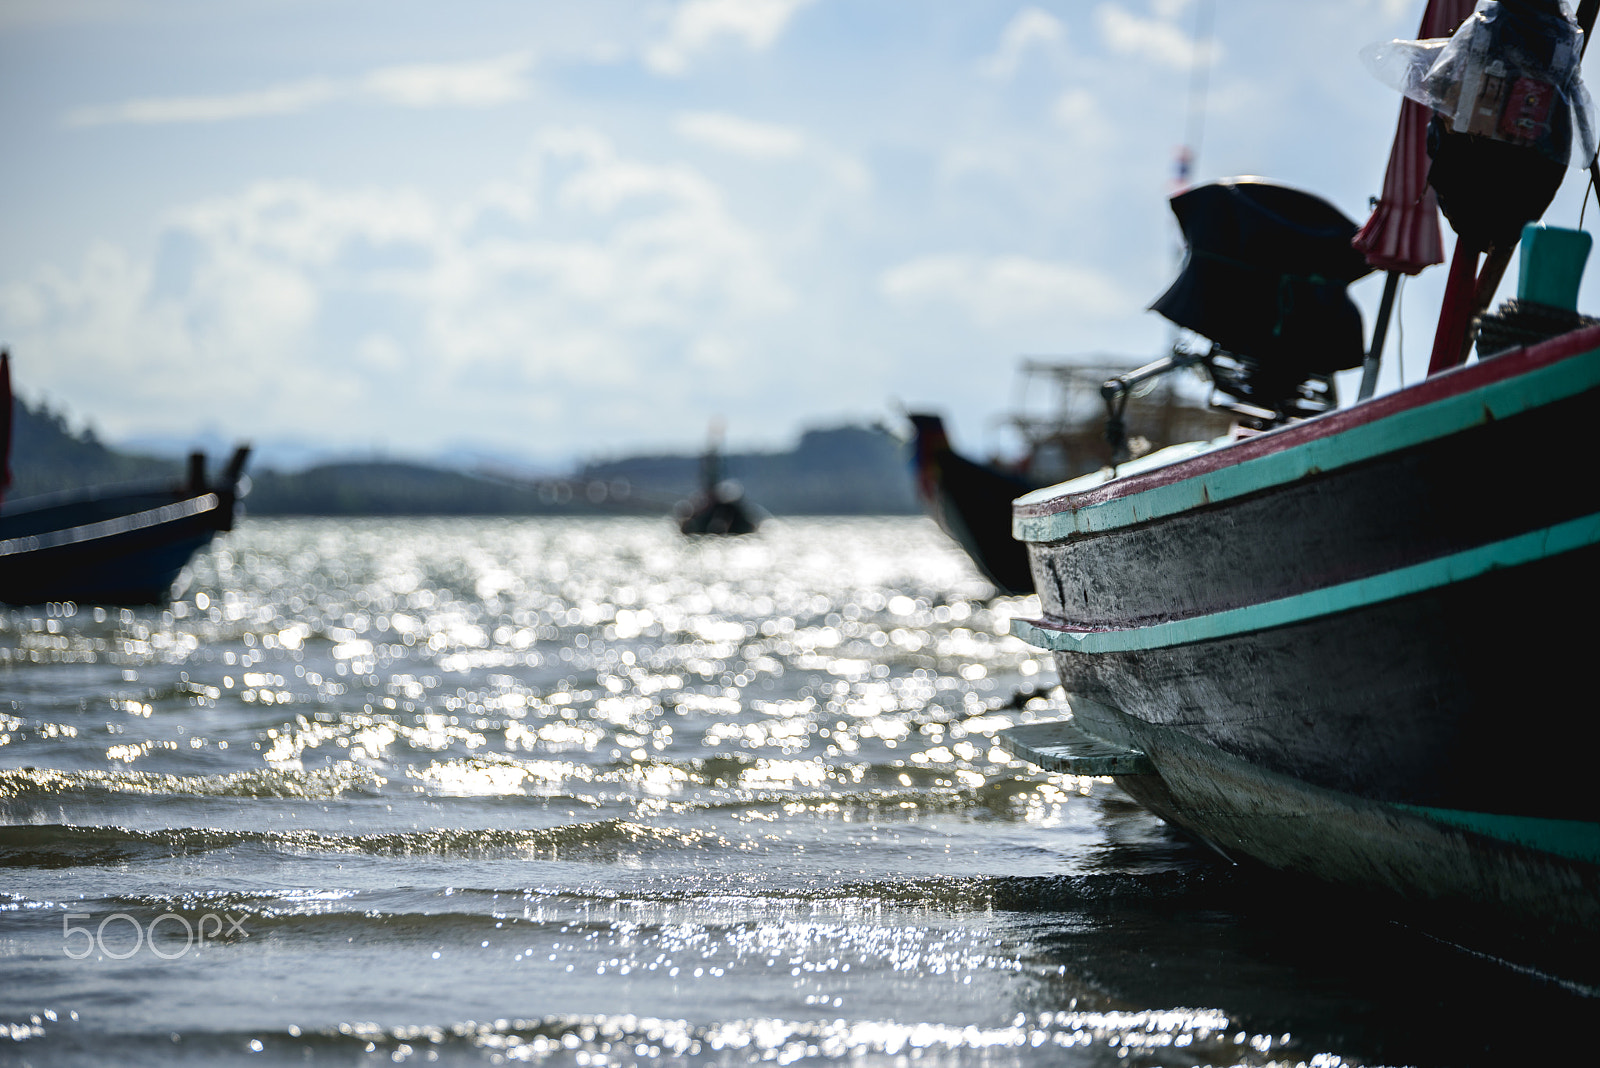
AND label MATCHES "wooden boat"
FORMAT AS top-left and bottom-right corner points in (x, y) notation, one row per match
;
(0, 349), (250, 605)
(677, 420), (759, 536)
(0, 446), (251, 606)
(907, 413), (1039, 594)
(678, 489), (758, 536)
(909, 364), (1229, 595)
(1000, 3), (1600, 949)
(1004, 319), (1600, 937)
